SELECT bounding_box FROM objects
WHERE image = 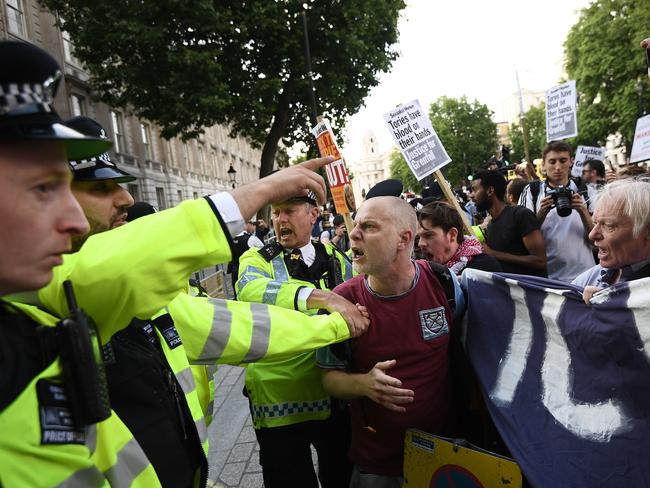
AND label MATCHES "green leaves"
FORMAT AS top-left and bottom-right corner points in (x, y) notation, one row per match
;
(390, 96), (497, 190)
(510, 102), (547, 163)
(564, 0), (650, 152)
(428, 97), (497, 186)
(46, 0), (406, 177)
